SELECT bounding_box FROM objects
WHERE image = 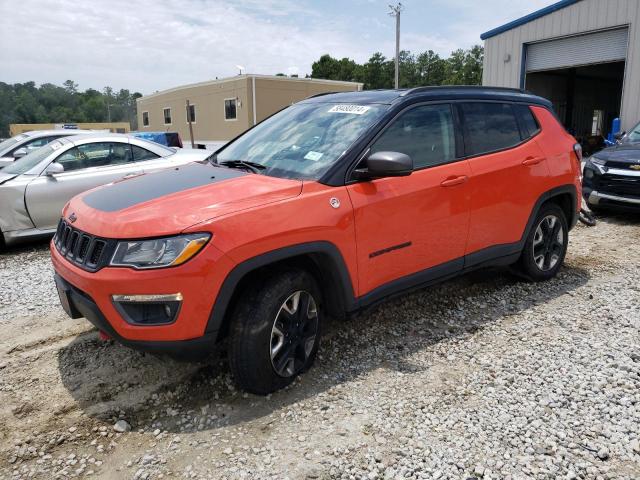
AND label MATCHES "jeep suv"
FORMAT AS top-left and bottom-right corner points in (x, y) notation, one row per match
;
(51, 87), (582, 394)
